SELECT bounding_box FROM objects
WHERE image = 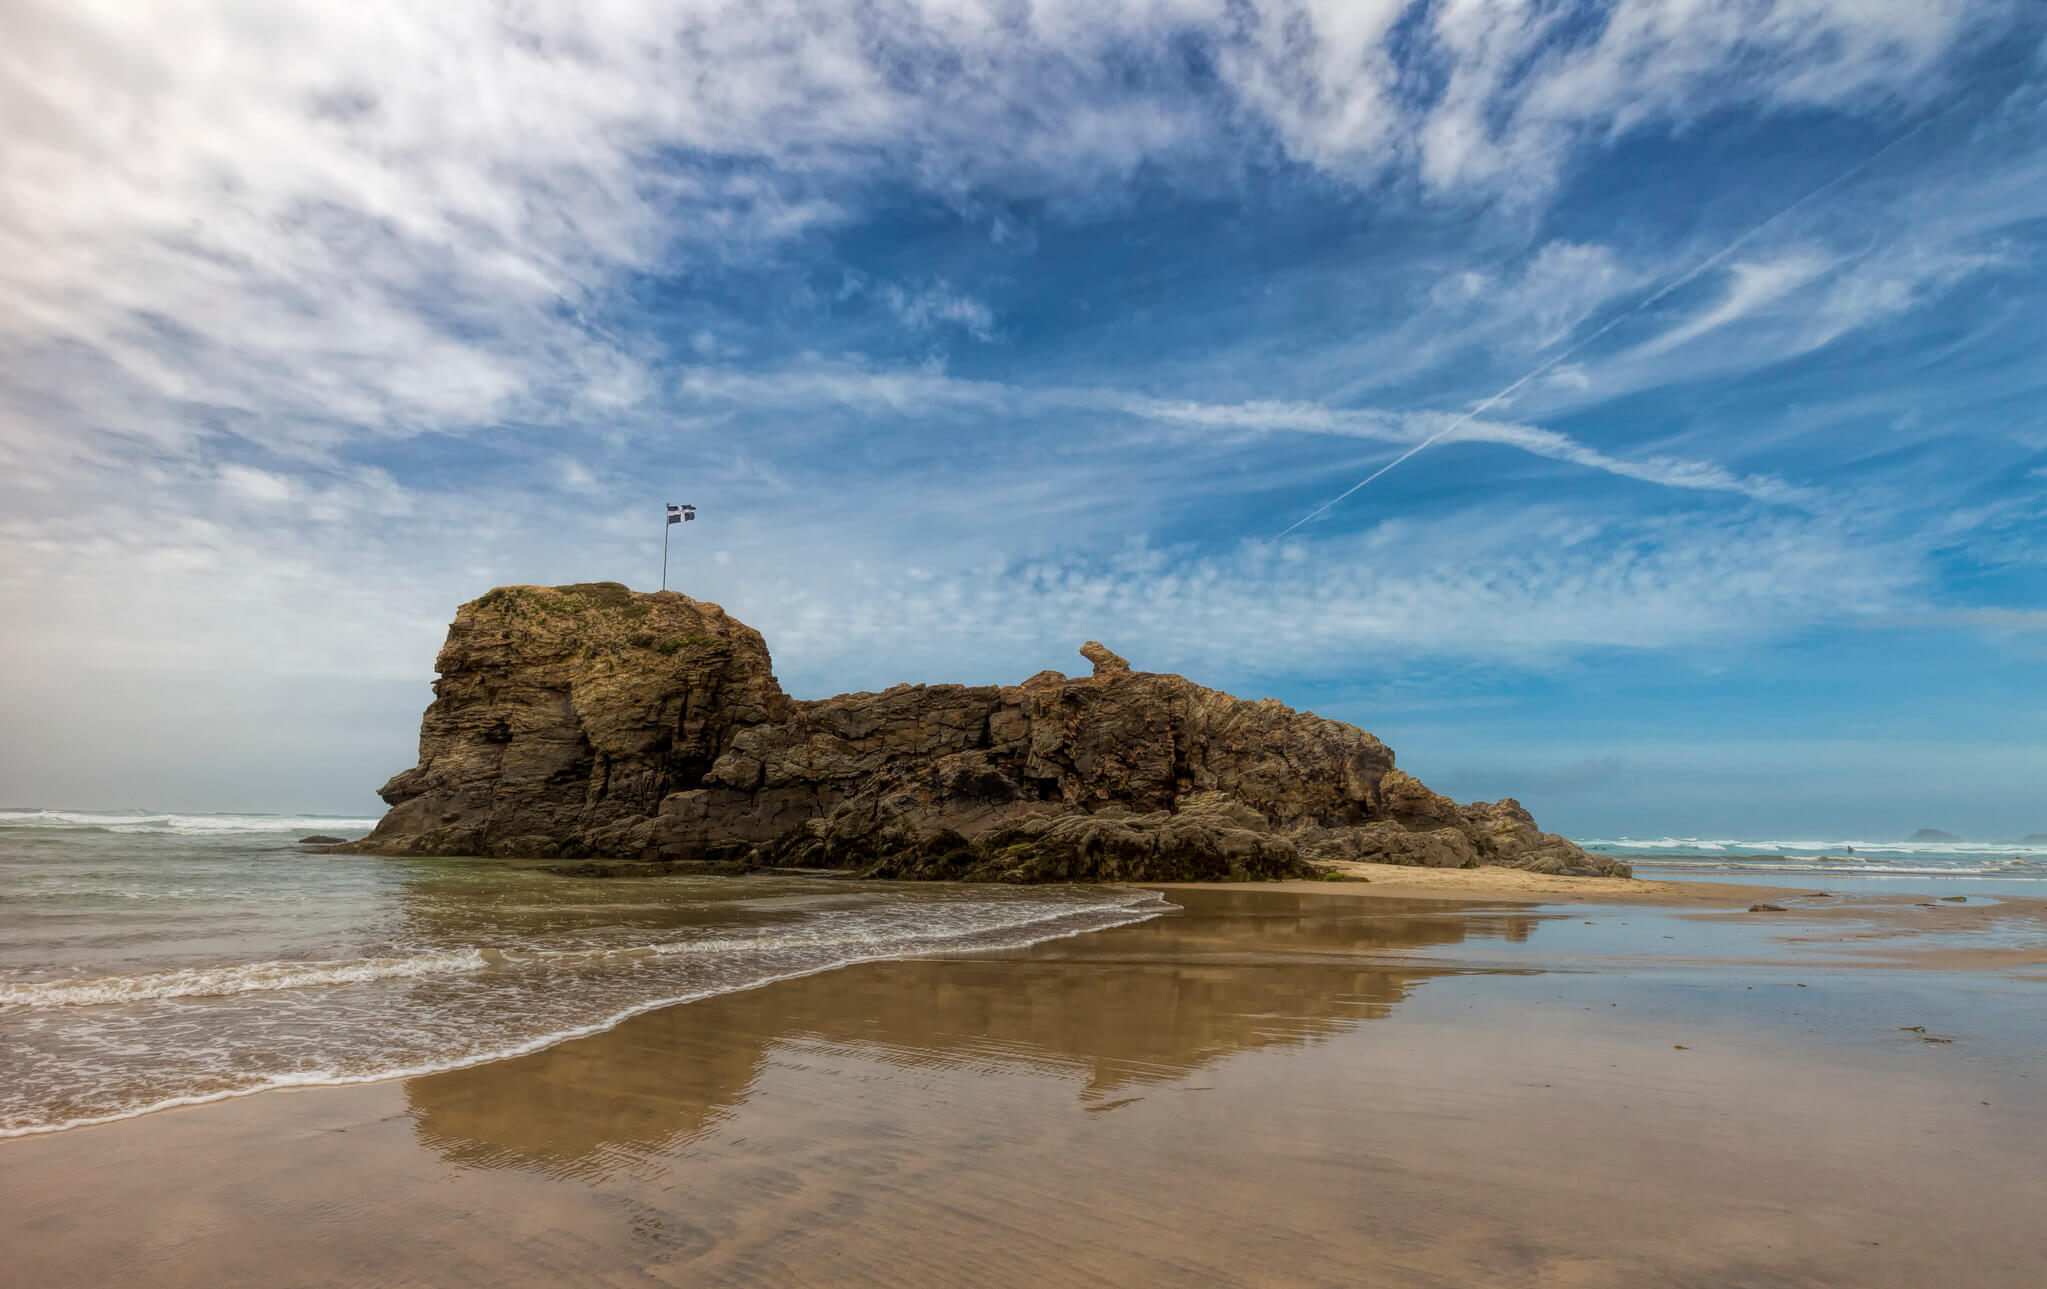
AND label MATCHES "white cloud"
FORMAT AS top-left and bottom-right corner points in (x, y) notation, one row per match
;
(1801, 242), (2007, 350)
(1215, 0), (1408, 174)
(1425, 241), (1643, 354)
(1635, 251), (1835, 356)
(1212, 0), (1981, 201)
(554, 459), (603, 496)
(217, 466), (294, 505)
(1503, 242), (1639, 348)
(1434, 0), (1979, 199)
(878, 282), (999, 341)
